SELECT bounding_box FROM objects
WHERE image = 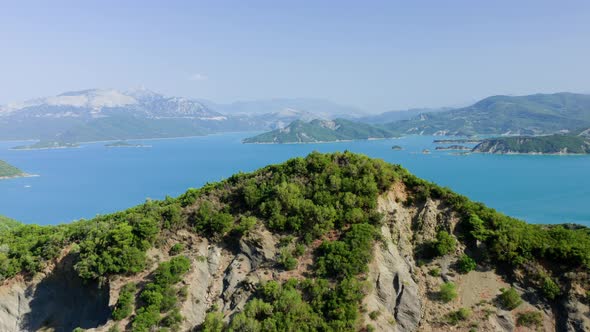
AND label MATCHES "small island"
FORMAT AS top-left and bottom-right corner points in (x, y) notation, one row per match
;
(391, 145), (403, 150)
(435, 145), (471, 151)
(0, 160), (28, 180)
(433, 138), (482, 144)
(105, 141), (151, 148)
(12, 141), (79, 150)
(422, 149), (431, 154)
(473, 133), (590, 155)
